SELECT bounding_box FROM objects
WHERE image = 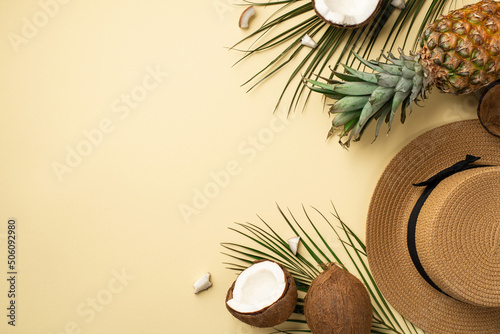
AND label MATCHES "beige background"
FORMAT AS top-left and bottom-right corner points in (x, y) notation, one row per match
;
(0, 0), (477, 333)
